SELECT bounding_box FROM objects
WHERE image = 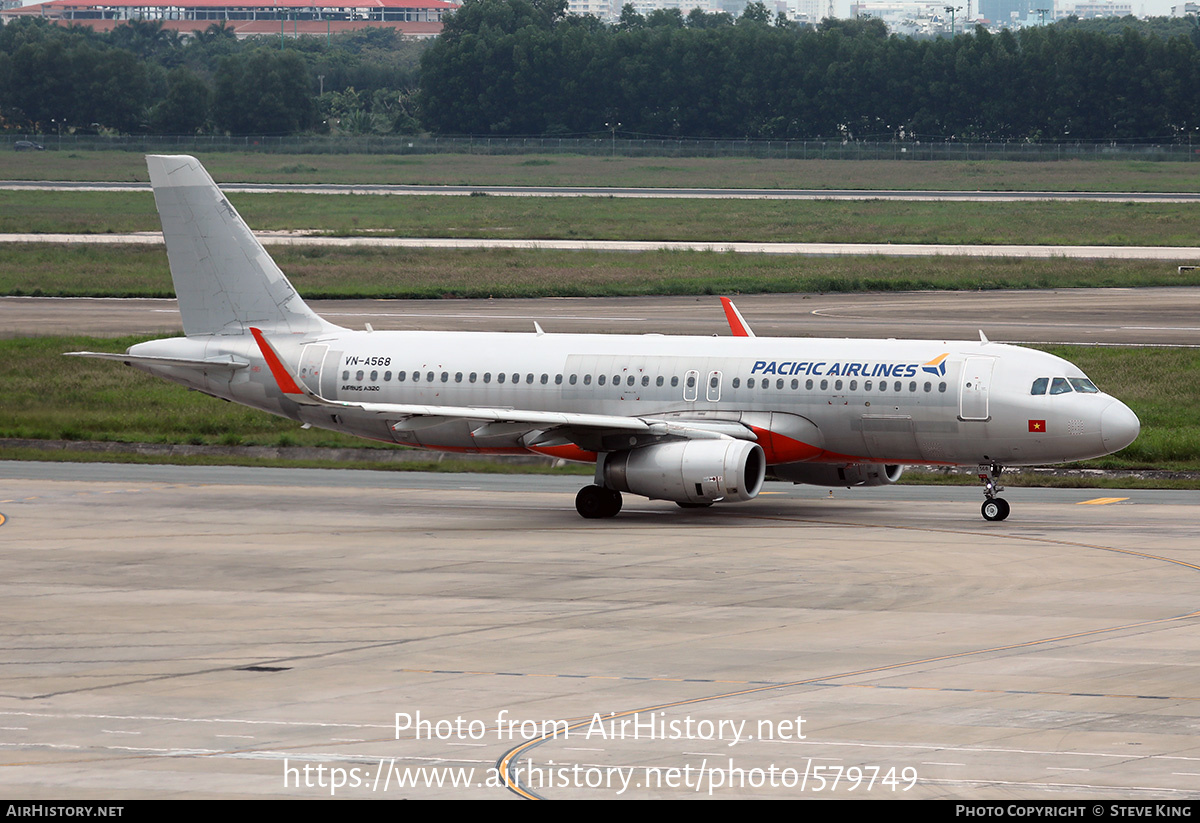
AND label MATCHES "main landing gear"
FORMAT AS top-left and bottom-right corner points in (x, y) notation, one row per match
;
(576, 485), (622, 519)
(978, 462), (1010, 522)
